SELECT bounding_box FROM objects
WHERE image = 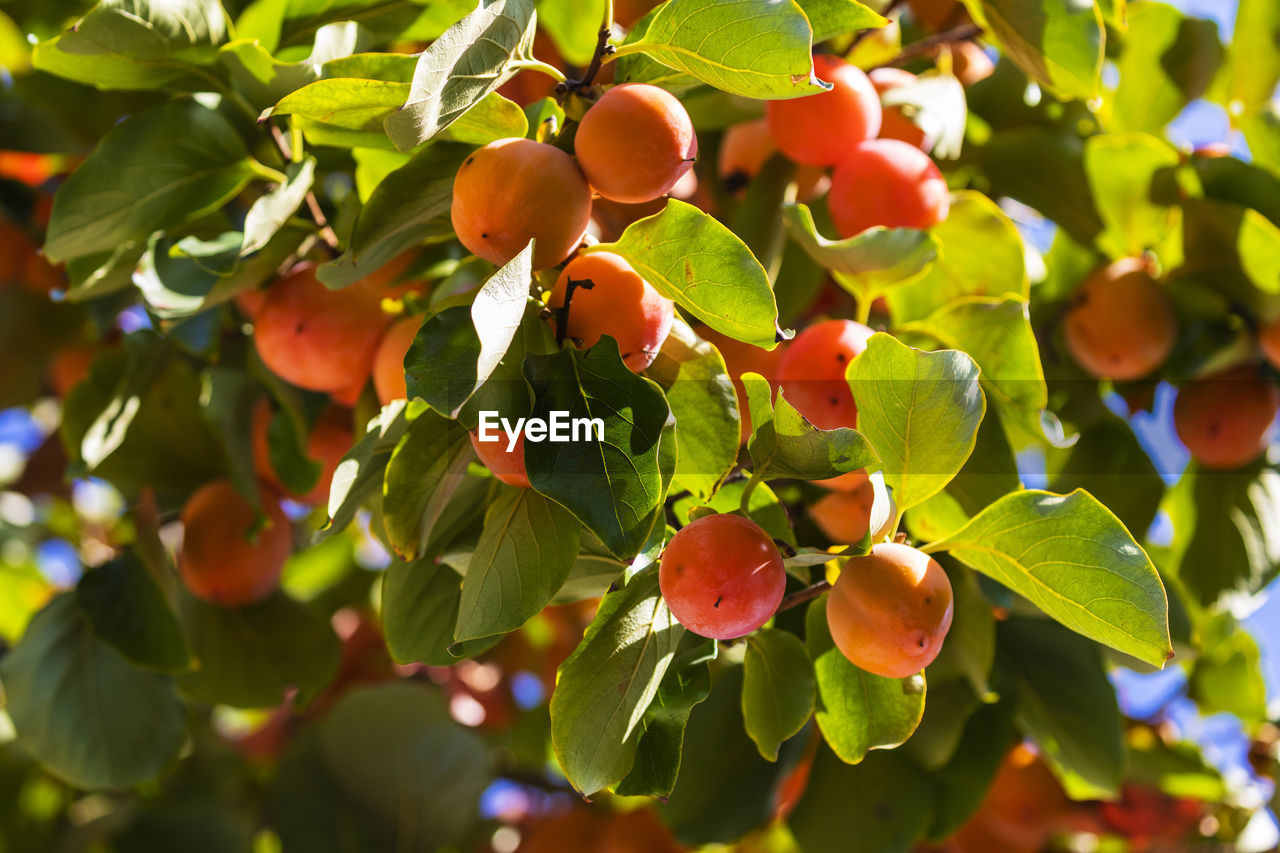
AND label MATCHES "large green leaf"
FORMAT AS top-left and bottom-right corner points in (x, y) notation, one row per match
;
(588, 200), (780, 348)
(1083, 133), (1180, 257)
(972, 0), (1104, 101)
(45, 101), (253, 263)
(646, 320), (740, 501)
(0, 596), (186, 789)
(926, 489), (1173, 668)
(790, 745), (935, 853)
(550, 571), (684, 796)
(454, 488), (580, 642)
(925, 698), (1017, 841)
(383, 0), (536, 151)
(217, 23), (361, 110)
(742, 629), (815, 761)
(1189, 614), (1268, 725)
(318, 142), (470, 289)
(74, 552), (194, 674)
(743, 374), (879, 482)
(981, 128), (1104, 246)
(847, 334), (985, 512)
(1049, 416), (1162, 539)
(383, 560), (468, 666)
(618, 0), (827, 99)
(1226, 0), (1280, 113)
(32, 0), (227, 90)
(795, 0), (887, 41)
(523, 340), (670, 560)
(806, 596), (926, 764)
(178, 591), (342, 708)
(1109, 2), (1222, 135)
(320, 401), (412, 538)
(999, 617), (1125, 796)
(382, 409), (474, 561)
